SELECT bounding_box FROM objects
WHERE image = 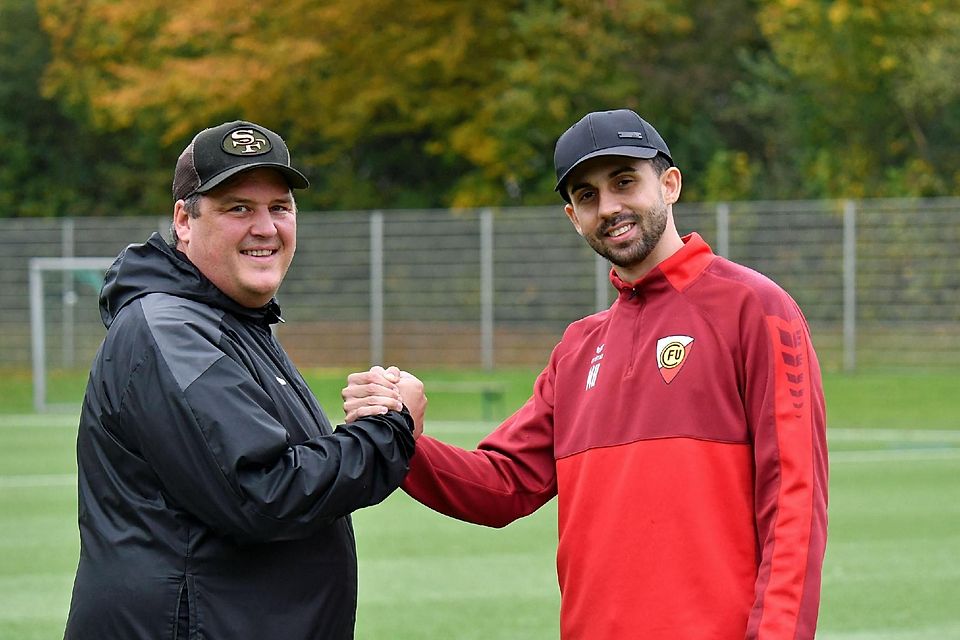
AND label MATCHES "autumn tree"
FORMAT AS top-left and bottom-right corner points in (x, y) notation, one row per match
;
(748, 0), (960, 197)
(0, 0), (154, 216)
(38, 0), (524, 210)
(36, 0), (764, 210)
(23, 0), (960, 215)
